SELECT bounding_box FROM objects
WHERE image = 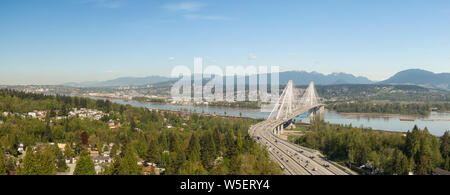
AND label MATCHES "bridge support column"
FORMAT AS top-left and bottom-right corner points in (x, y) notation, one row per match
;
(309, 111), (315, 123)
(310, 106), (325, 123)
(316, 106), (324, 121)
(280, 124), (284, 134)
